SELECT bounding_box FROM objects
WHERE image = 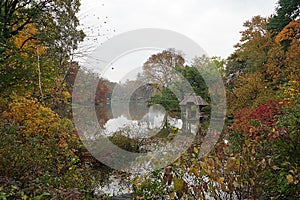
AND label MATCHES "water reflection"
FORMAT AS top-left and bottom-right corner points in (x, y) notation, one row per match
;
(95, 103), (186, 138)
(81, 102), (201, 173)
